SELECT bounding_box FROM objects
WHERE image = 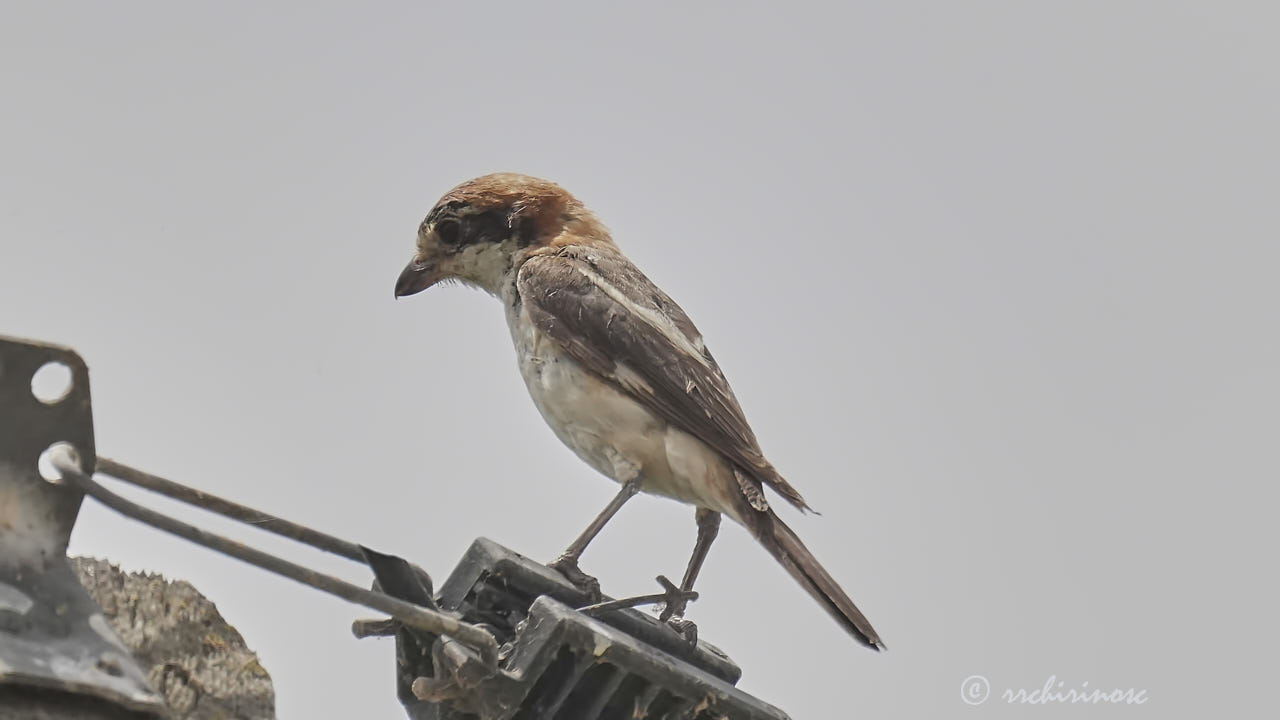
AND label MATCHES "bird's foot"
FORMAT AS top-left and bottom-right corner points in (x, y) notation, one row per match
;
(665, 616), (699, 644)
(548, 554), (602, 603)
